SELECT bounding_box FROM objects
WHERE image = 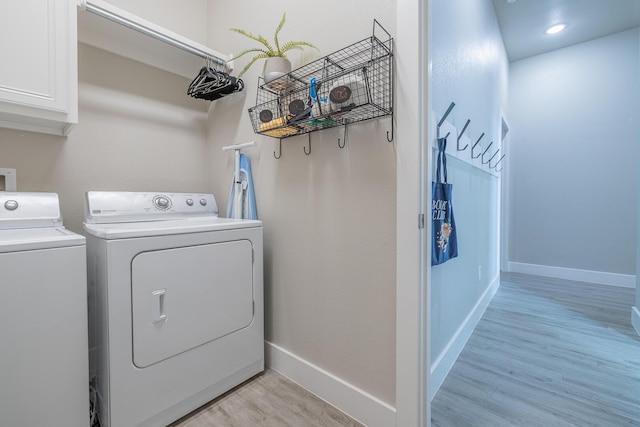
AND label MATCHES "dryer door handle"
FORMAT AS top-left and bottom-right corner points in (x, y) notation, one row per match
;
(151, 289), (167, 324)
